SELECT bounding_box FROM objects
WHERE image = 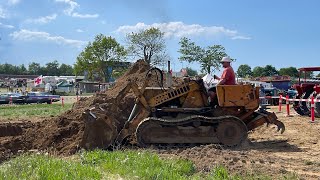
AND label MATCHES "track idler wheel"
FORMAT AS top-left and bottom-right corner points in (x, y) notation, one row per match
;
(216, 118), (247, 146)
(136, 119), (161, 148)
